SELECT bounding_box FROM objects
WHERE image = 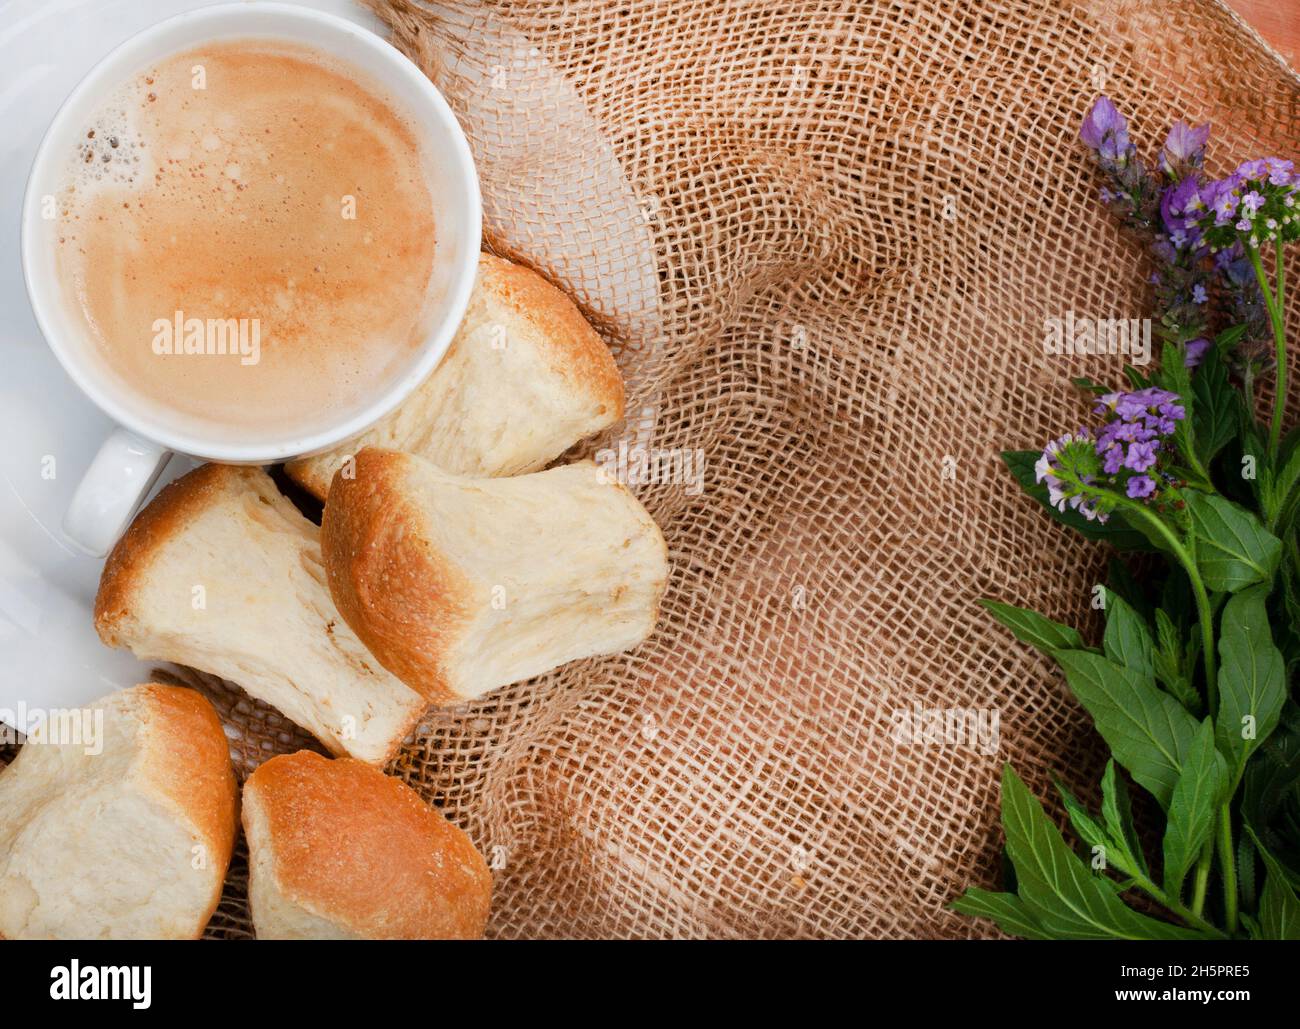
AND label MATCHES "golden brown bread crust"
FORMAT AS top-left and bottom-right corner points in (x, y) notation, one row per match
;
(320, 448), (472, 705)
(94, 464), (258, 644)
(284, 253), (625, 500)
(133, 683), (240, 932)
(476, 253), (626, 417)
(243, 751), (491, 939)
